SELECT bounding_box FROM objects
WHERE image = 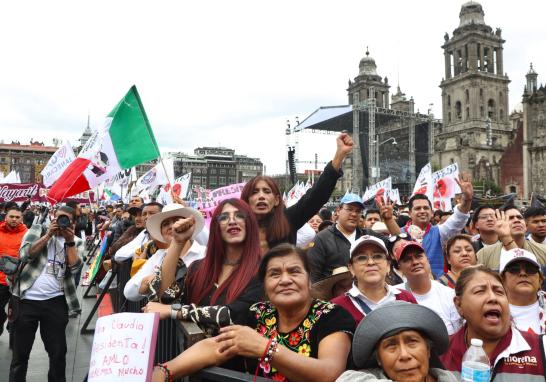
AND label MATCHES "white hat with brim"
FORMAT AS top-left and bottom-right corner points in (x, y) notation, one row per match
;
(352, 301), (449, 369)
(499, 248), (541, 274)
(311, 267), (352, 300)
(350, 235), (388, 258)
(146, 203), (205, 243)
